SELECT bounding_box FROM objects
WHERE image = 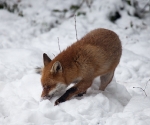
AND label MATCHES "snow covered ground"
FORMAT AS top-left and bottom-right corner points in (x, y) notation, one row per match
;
(0, 0), (150, 125)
